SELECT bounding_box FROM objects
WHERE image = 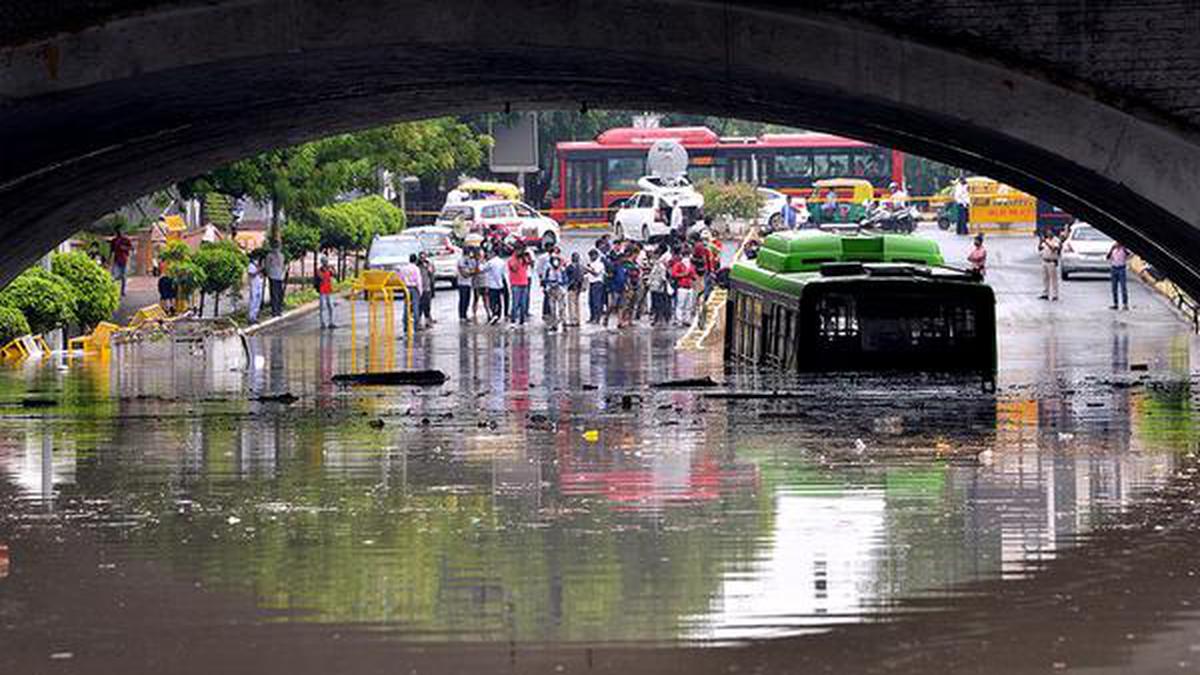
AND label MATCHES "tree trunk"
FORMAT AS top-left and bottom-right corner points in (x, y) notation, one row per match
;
(214, 294), (221, 317)
(268, 195), (281, 247)
(199, 291), (206, 317)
